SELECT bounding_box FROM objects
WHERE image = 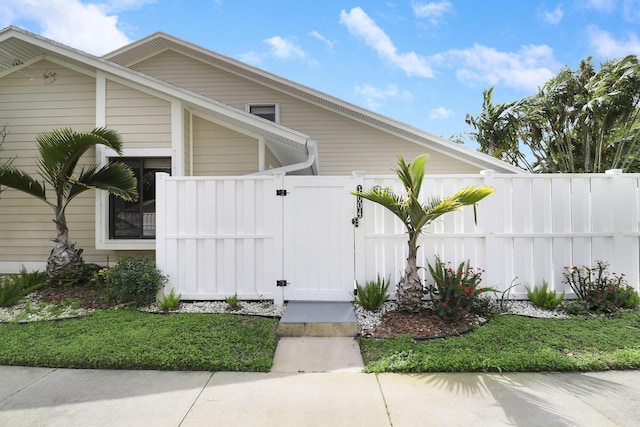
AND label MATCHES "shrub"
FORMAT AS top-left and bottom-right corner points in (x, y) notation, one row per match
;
(526, 281), (564, 309)
(225, 293), (240, 311)
(105, 256), (167, 306)
(562, 261), (640, 313)
(0, 267), (47, 307)
(426, 257), (493, 322)
(157, 288), (181, 311)
(355, 275), (391, 311)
